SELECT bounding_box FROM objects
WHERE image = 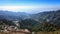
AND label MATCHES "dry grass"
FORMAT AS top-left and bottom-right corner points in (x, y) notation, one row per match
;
(37, 31), (60, 34)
